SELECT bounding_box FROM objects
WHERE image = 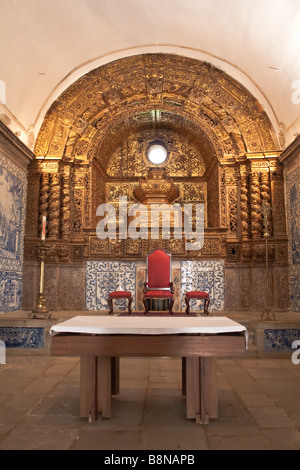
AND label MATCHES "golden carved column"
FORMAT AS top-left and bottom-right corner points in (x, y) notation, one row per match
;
(83, 165), (91, 229)
(72, 163), (90, 237)
(250, 172), (262, 238)
(48, 173), (61, 239)
(240, 166), (251, 239)
(223, 165), (240, 239)
(260, 170), (273, 236)
(60, 166), (71, 239)
(39, 172), (50, 238)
